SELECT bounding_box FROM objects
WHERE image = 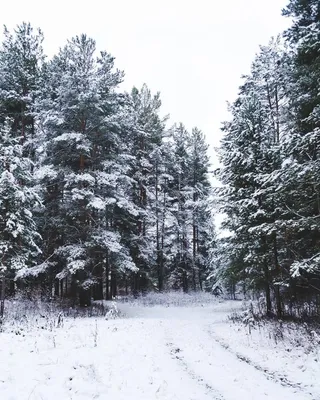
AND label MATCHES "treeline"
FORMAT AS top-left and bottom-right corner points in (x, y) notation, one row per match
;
(0, 23), (214, 309)
(213, 0), (320, 318)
